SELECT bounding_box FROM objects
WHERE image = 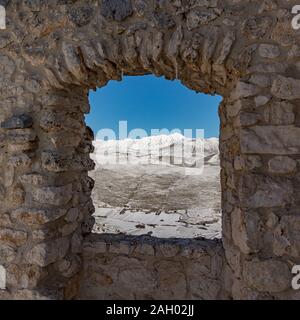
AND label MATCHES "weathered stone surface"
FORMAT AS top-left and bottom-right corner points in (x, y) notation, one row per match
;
(242, 16), (273, 40)
(61, 42), (87, 84)
(155, 260), (187, 299)
(100, 0), (133, 21)
(71, 233), (83, 254)
(240, 175), (293, 209)
(40, 111), (83, 133)
(234, 155), (262, 171)
(41, 151), (95, 172)
(8, 154), (32, 168)
(8, 184), (25, 205)
(0, 0), (299, 301)
(259, 44), (280, 59)
(7, 264), (48, 289)
(0, 288), (64, 300)
(271, 76), (300, 100)
(249, 74), (271, 88)
(271, 10), (296, 47)
(31, 185), (73, 206)
(273, 216), (300, 258)
(56, 255), (81, 278)
(11, 208), (67, 226)
(31, 228), (57, 242)
(0, 213), (11, 228)
(65, 208), (79, 223)
(227, 100), (242, 118)
(7, 142), (37, 153)
(60, 222), (78, 237)
(264, 101), (295, 125)
(0, 228), (27, 246)
(244, 259), (291, 293)
(119, 257), (157, 291)
(134, 243), (155, 256)
(26, 238), (70, 267)
(231, 82), (259, 100)
(231, 208), (250, 254)
(19, 173), (48, 186)
(288, 45), (300, 59)
(258, 0), (277, 14)
(0, 55), (15, 82)
(80, 235), (223, 300)
(187, 9), (218, 30)
(235, 112), (261, 127)
(268, 156), (297, 175)
(1, 114), (33, 130)
(157, 242), (180, 258)
(254, 95), (271, 107)
(241, 126), (300, 155)
(0, 242), (17, 264)
(5, 129), (37, 144)
(69, 4), (94, 27)
(188, 273), (220, 300)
